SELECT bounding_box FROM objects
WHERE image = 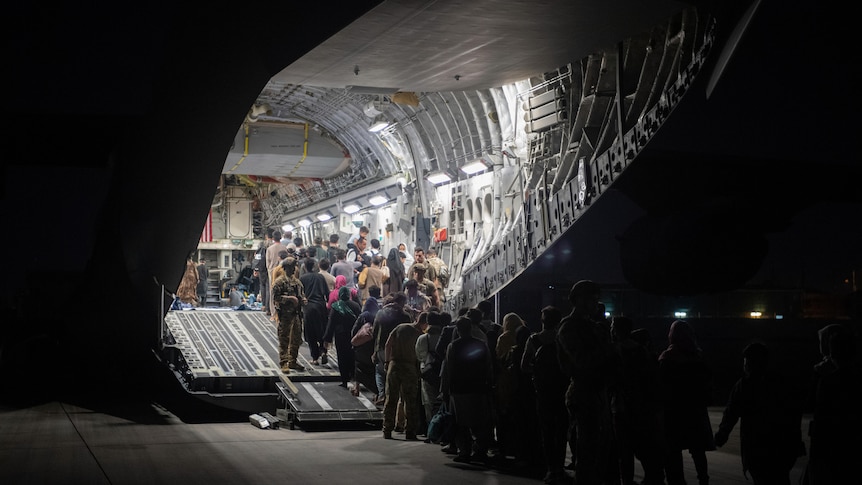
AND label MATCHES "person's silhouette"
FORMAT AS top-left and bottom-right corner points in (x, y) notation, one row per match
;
(714, 342), (803, 485)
